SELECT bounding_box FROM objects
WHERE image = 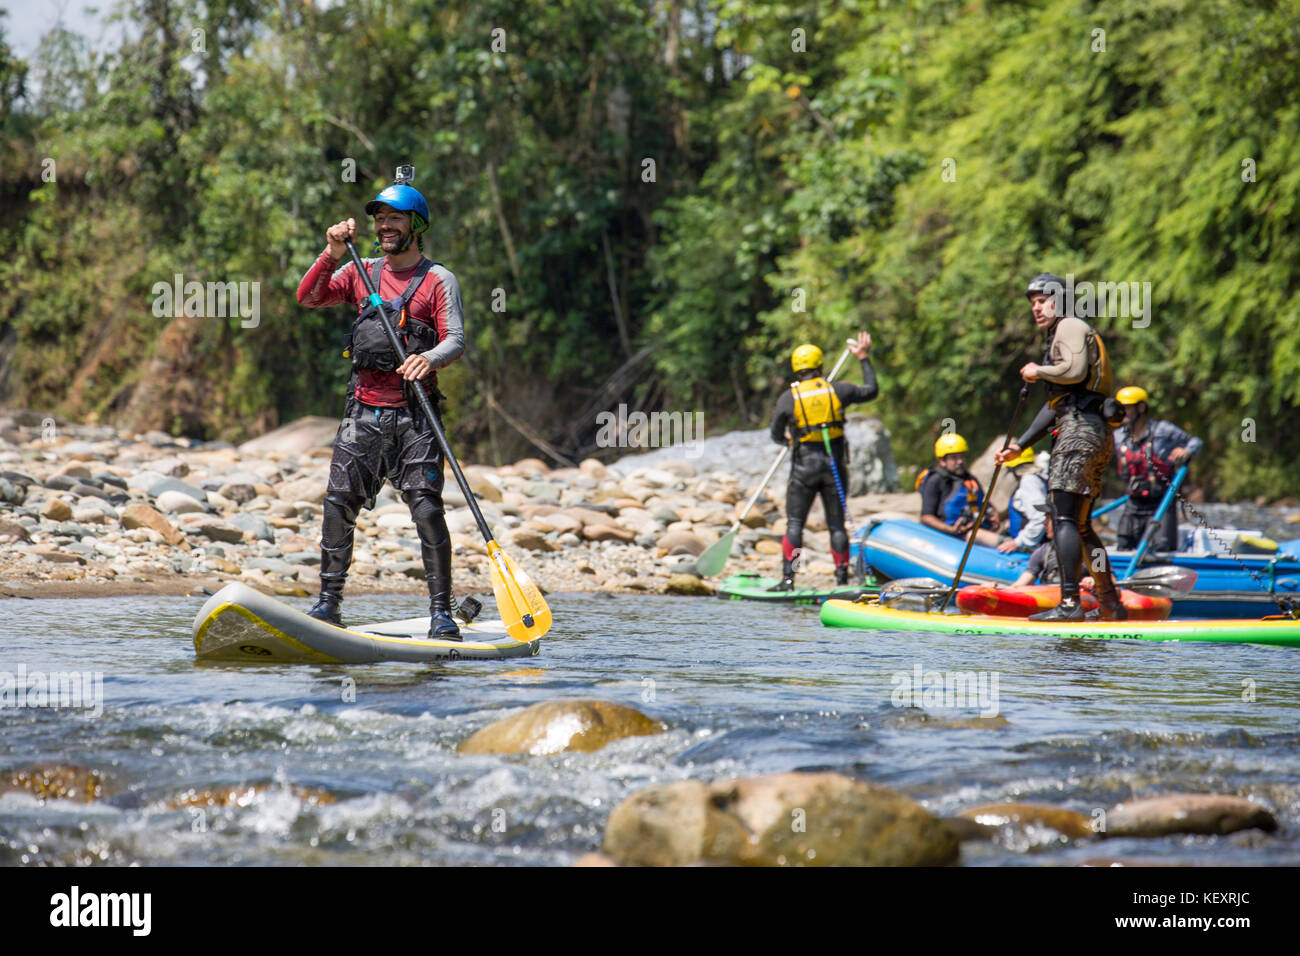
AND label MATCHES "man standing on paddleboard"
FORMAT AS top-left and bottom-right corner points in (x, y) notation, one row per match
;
(296, 171), (466, 640)
(767, 332), (877, 590)
(994, 273), (1127, 621)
